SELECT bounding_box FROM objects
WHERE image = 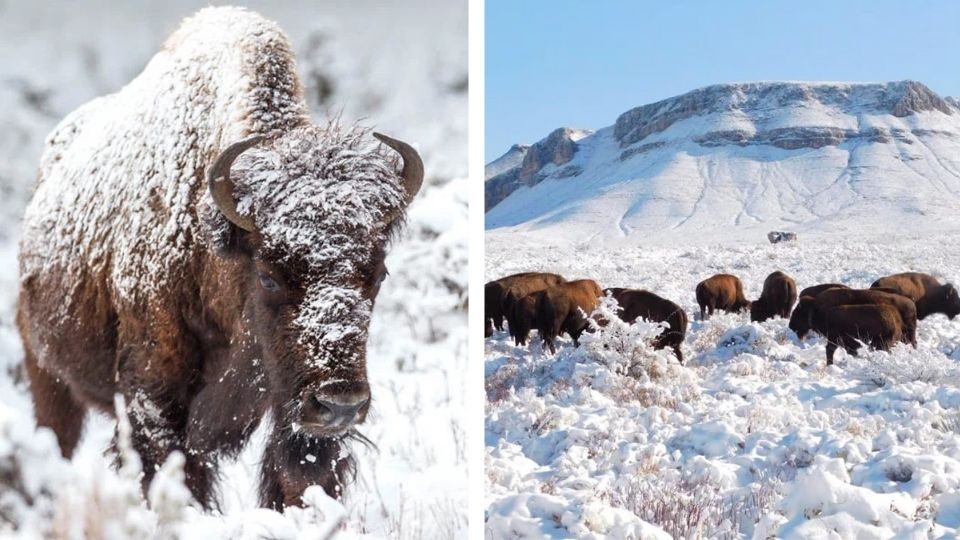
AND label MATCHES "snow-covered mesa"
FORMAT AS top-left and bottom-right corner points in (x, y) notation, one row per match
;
(0, 1), (466, 538)
(485, 80), (960, 245)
